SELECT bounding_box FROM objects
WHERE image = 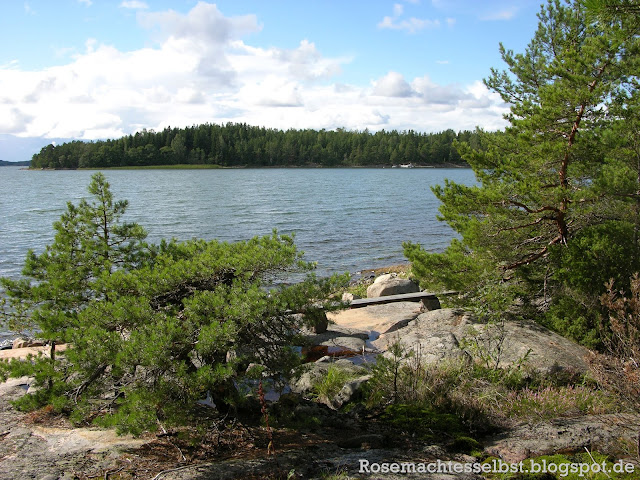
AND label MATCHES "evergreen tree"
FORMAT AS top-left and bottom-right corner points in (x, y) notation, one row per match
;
(404, 0), (640, 345)
(1, 174), (348, 434)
